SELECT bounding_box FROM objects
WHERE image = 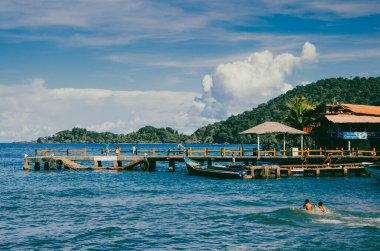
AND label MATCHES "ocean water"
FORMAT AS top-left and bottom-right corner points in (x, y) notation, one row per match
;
(0, 143), (379, 250)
